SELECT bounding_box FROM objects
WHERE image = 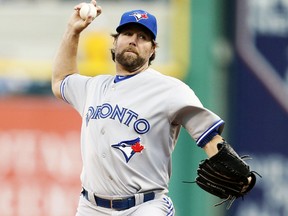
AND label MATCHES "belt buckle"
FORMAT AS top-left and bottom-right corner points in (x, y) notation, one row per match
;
(110, 197), (125, 210)
(110, 197), (121, 209)
(110, 199), (113, 209)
